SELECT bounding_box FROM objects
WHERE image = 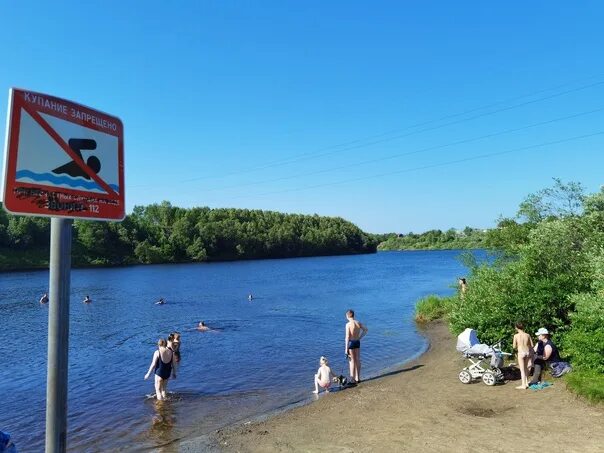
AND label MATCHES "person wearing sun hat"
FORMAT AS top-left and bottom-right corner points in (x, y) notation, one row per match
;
(529, 327), (562, 385)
